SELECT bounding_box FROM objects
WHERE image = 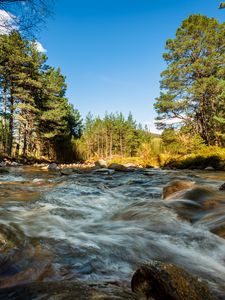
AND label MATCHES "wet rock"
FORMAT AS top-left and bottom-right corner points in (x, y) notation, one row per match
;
(47, 163), (59, 171)
(33, 163), (47, 167)
(0, 281), (137, 300)
(4, 160), (12, 166)
(163, 180), (195, 199)
(32, 179), (46, 186)
(131, 261), (214, 300)
(108, 163), (130, 172)
(219, 183), (225, 191)
(0, 162), (6, 167)
(0, 168), (9, 174)
(32, 178), (44, 183)
(60, 168), (73, 176)
(93, 168), (115, 175)
(205, 167), (215, 171)
(95, 159), (108, 168)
